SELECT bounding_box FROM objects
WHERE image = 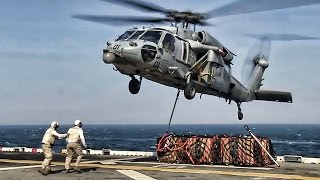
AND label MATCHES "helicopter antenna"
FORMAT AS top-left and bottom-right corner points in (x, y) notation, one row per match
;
(170, 21), (174, 27)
